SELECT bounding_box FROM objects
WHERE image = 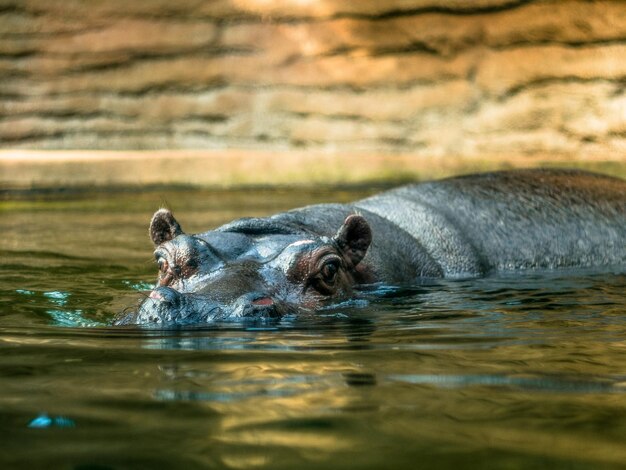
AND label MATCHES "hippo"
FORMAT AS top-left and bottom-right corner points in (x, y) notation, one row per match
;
(116, 169), (626, 326)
